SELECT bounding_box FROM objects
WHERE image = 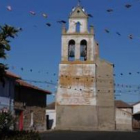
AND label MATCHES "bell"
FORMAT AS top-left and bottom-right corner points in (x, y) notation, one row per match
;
(81, 50), (86, 57)
(69, 51), (75, 57)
